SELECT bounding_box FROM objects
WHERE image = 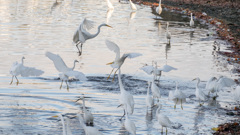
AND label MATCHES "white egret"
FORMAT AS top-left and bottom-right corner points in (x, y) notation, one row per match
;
(118, 69), (134, 120)
(166, 22), (171, 44)
(146, 81), (154, 108)
(156, 0), (162, 15)
(65, 117), (73, 135)
(171, 82), (186, 110)
(151, 77), (161, 103)
(105, 40), (142, 82)
(192, 77), (207, 106)
(156, 103), (172, 134)
(9, 56), (44, 85)
(45, 52), (87, 91)
(106, 0), (114, 9)
(205, 77), (218, 95)
(58, 114), (67, 135)
(73, 18), (112, 56)
(129, 0), (137, 11)
(190, 13), (194, 27)
(124, 113), (136, 135)
(77, 113), (103, 135)
(232, 86), (240, 103)
(81, 95), (94, 125)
